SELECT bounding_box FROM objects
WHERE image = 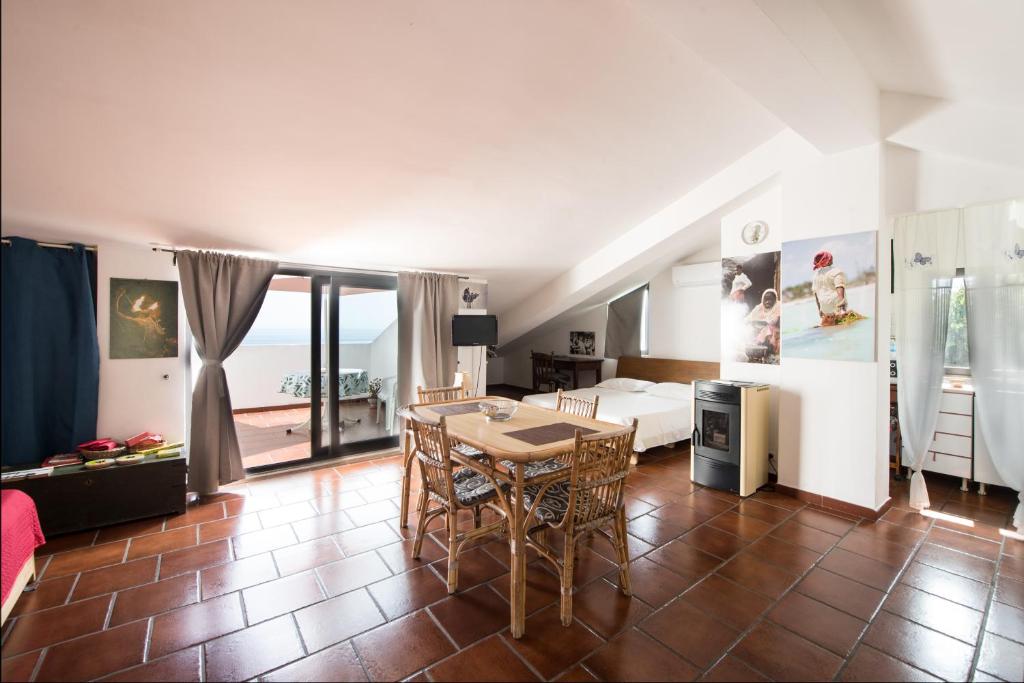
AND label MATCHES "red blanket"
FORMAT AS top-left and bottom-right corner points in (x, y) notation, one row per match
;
(1, 490), (45, 604)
